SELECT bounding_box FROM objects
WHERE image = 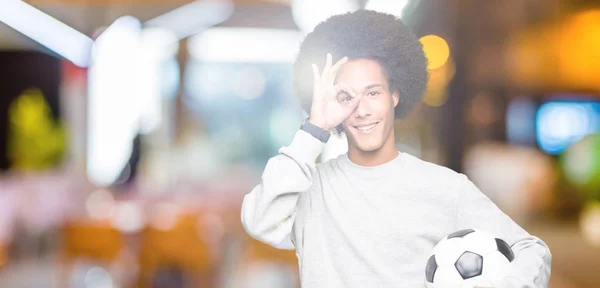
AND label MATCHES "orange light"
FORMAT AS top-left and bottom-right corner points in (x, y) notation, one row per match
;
(505, 9), (600, 92)
(558, 10), (600, 90)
